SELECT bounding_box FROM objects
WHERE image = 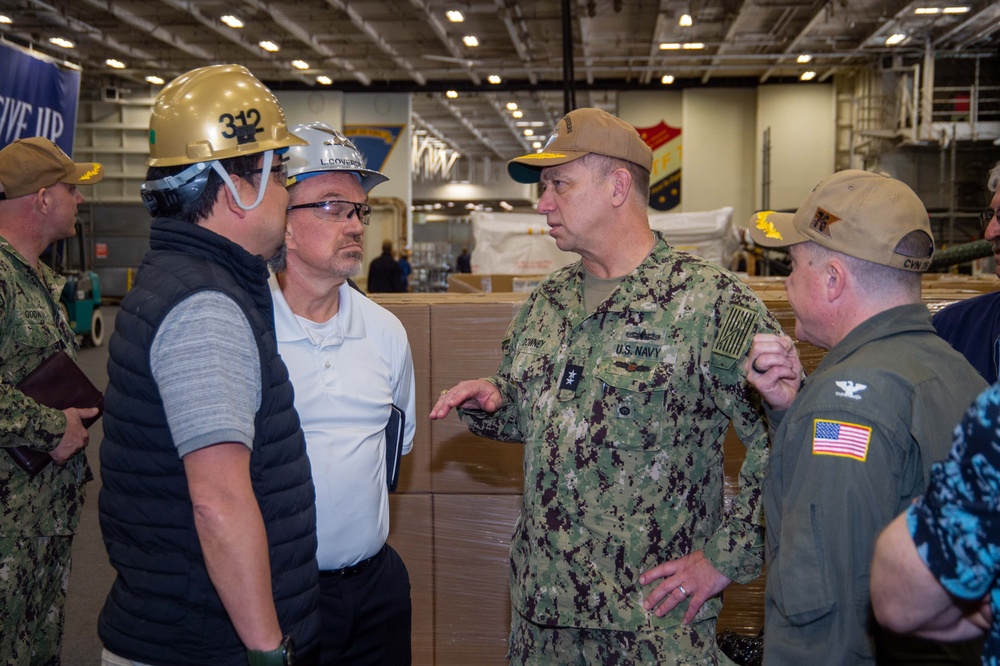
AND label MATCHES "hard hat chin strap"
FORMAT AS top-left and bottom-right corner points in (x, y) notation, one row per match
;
(212, 149), (275, 211)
